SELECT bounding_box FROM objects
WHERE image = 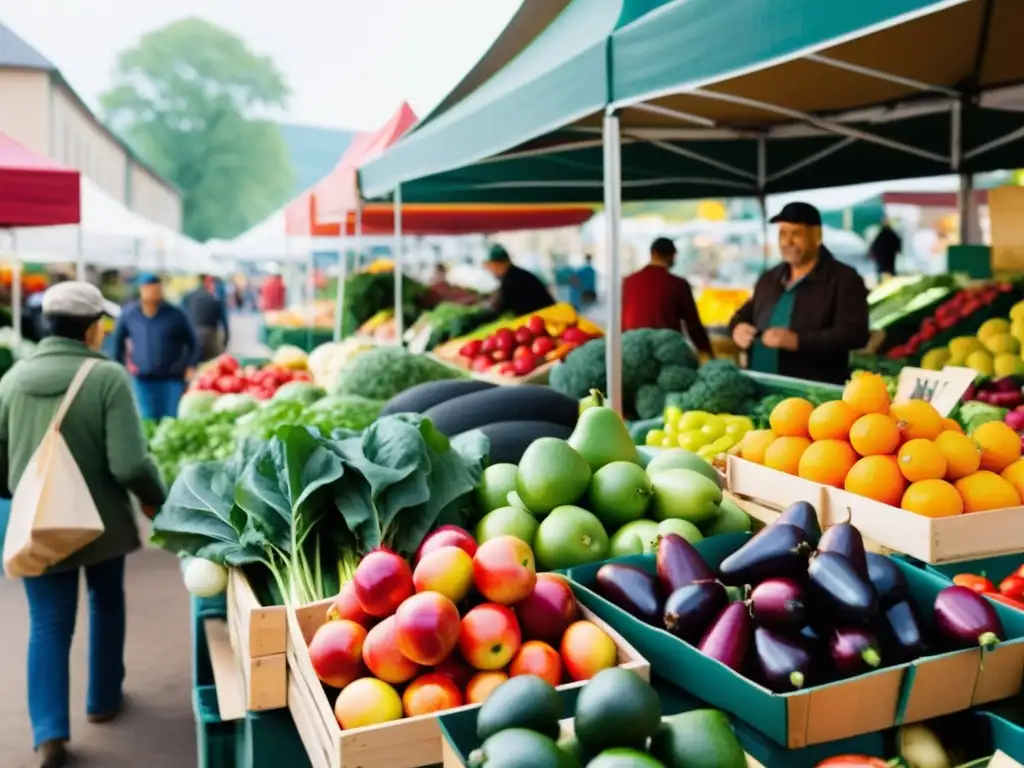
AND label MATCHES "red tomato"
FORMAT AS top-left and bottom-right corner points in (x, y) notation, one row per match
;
(215, 375), (244, 394)
(526, 315), (546, 335)
(1000, 575), (1024, 602)
(952, 574), (995, 594)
